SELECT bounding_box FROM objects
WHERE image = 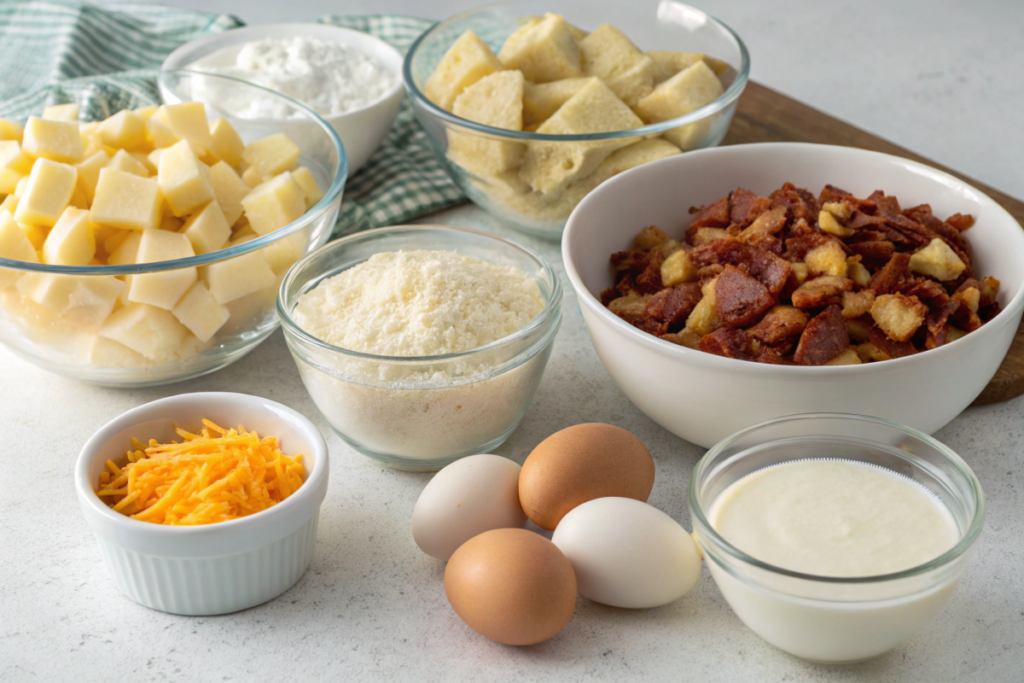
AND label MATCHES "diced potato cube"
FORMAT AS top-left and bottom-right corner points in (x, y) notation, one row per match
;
(498, 13), (581, 83)
(209, 161), (249, 226)
(660, 249), (698, 286)
(106, 148), (149, 177)
(132, 151), (157, 175)
(19, 223), (47, 250)
(424, 30), (503, 111)
(201, 250), (276, 304)
(78, 334), (148, 368)
(908, 237), (966, 281)
(158, 140), (214, 216)
(42, 207), (94, 265)
(822, 201), (852, 221)
(14, 175), (28, 198)
(96, 110), (146, 149)
(0, 212), (39, 289)
(0, 140), (33, 174)
(0, 119), (25, 142)
(692, 227), (728, 246)
(818, 210), (853, 237)
(522, 77), (593, 126)
(181, 201), (231, 254)
(75, 150), (111, 201)
(290, 166), (323, 209)
(147, 148), (163, 170)
(43, 103), (80, 121)
(14, 158), (78, 227)
(16, 272), (123, 331)
(146, 117), (179, 149)
(69, 185), (89, 209)
(0, 194), (16, 216)
(162, 102), (213, 152)
(107, 231), (141, 266)
(805, 241), (848, 277)
(448, 70), (526, 178)
(98, 302), (188, 362)
(241, 172), (305, 235)
(178, 333), (213, 360)
(0, 289), (85, 353)
(242, 165), (266, 188)
(128, 229), (197, 309)
(685, 282), (718, 335)
(955, 286), (981, 313)
(871, 293), (927, 342)
(519, 79), (641, 194)
(21, 117), (84, 163)
(101, 228), (131, 255)
(90, 168), (162, 231)
(171, 281), (230, 342)
(259, 229), (307, 274)
(635, 61), (724, 124)
(824, 347), (862, 366)
(160, 214), (183, 232)
(848, 259), (871, 287)
(209, 118), (245, 168)
(242, 133), (301, 177)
